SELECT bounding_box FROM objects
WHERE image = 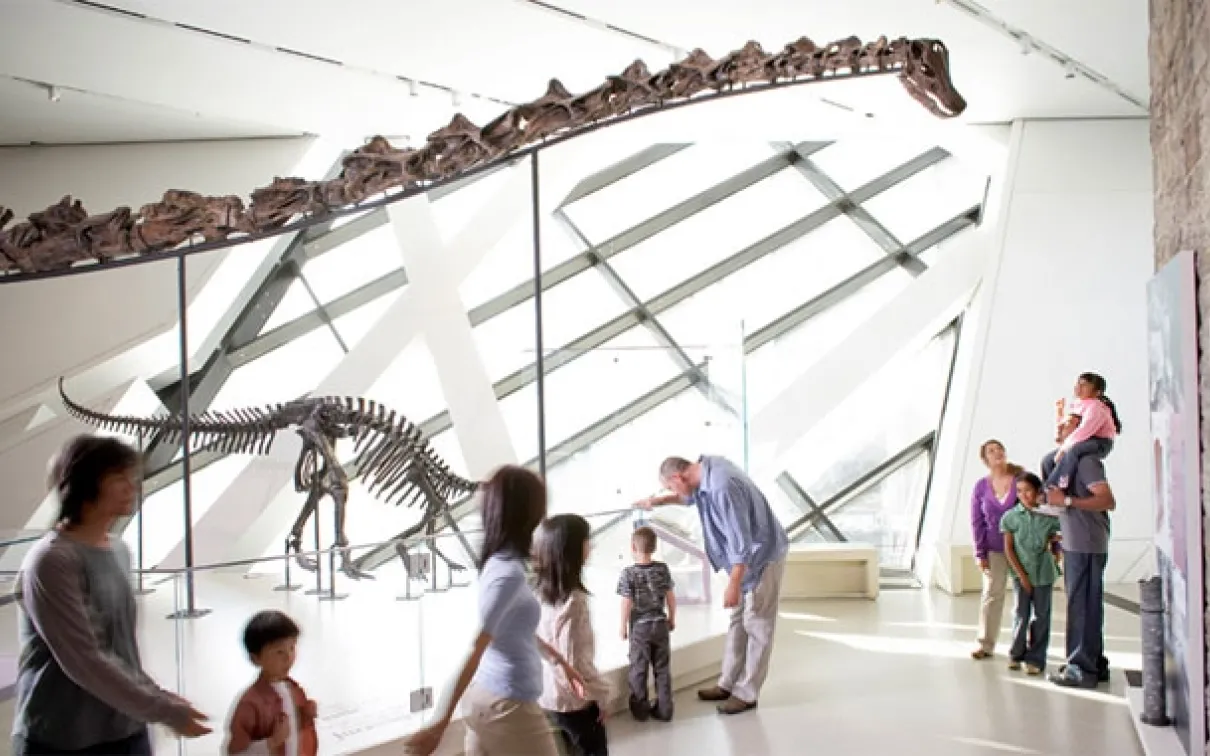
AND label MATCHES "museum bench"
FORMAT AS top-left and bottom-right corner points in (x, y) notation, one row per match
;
(781, 542), (880, 600)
